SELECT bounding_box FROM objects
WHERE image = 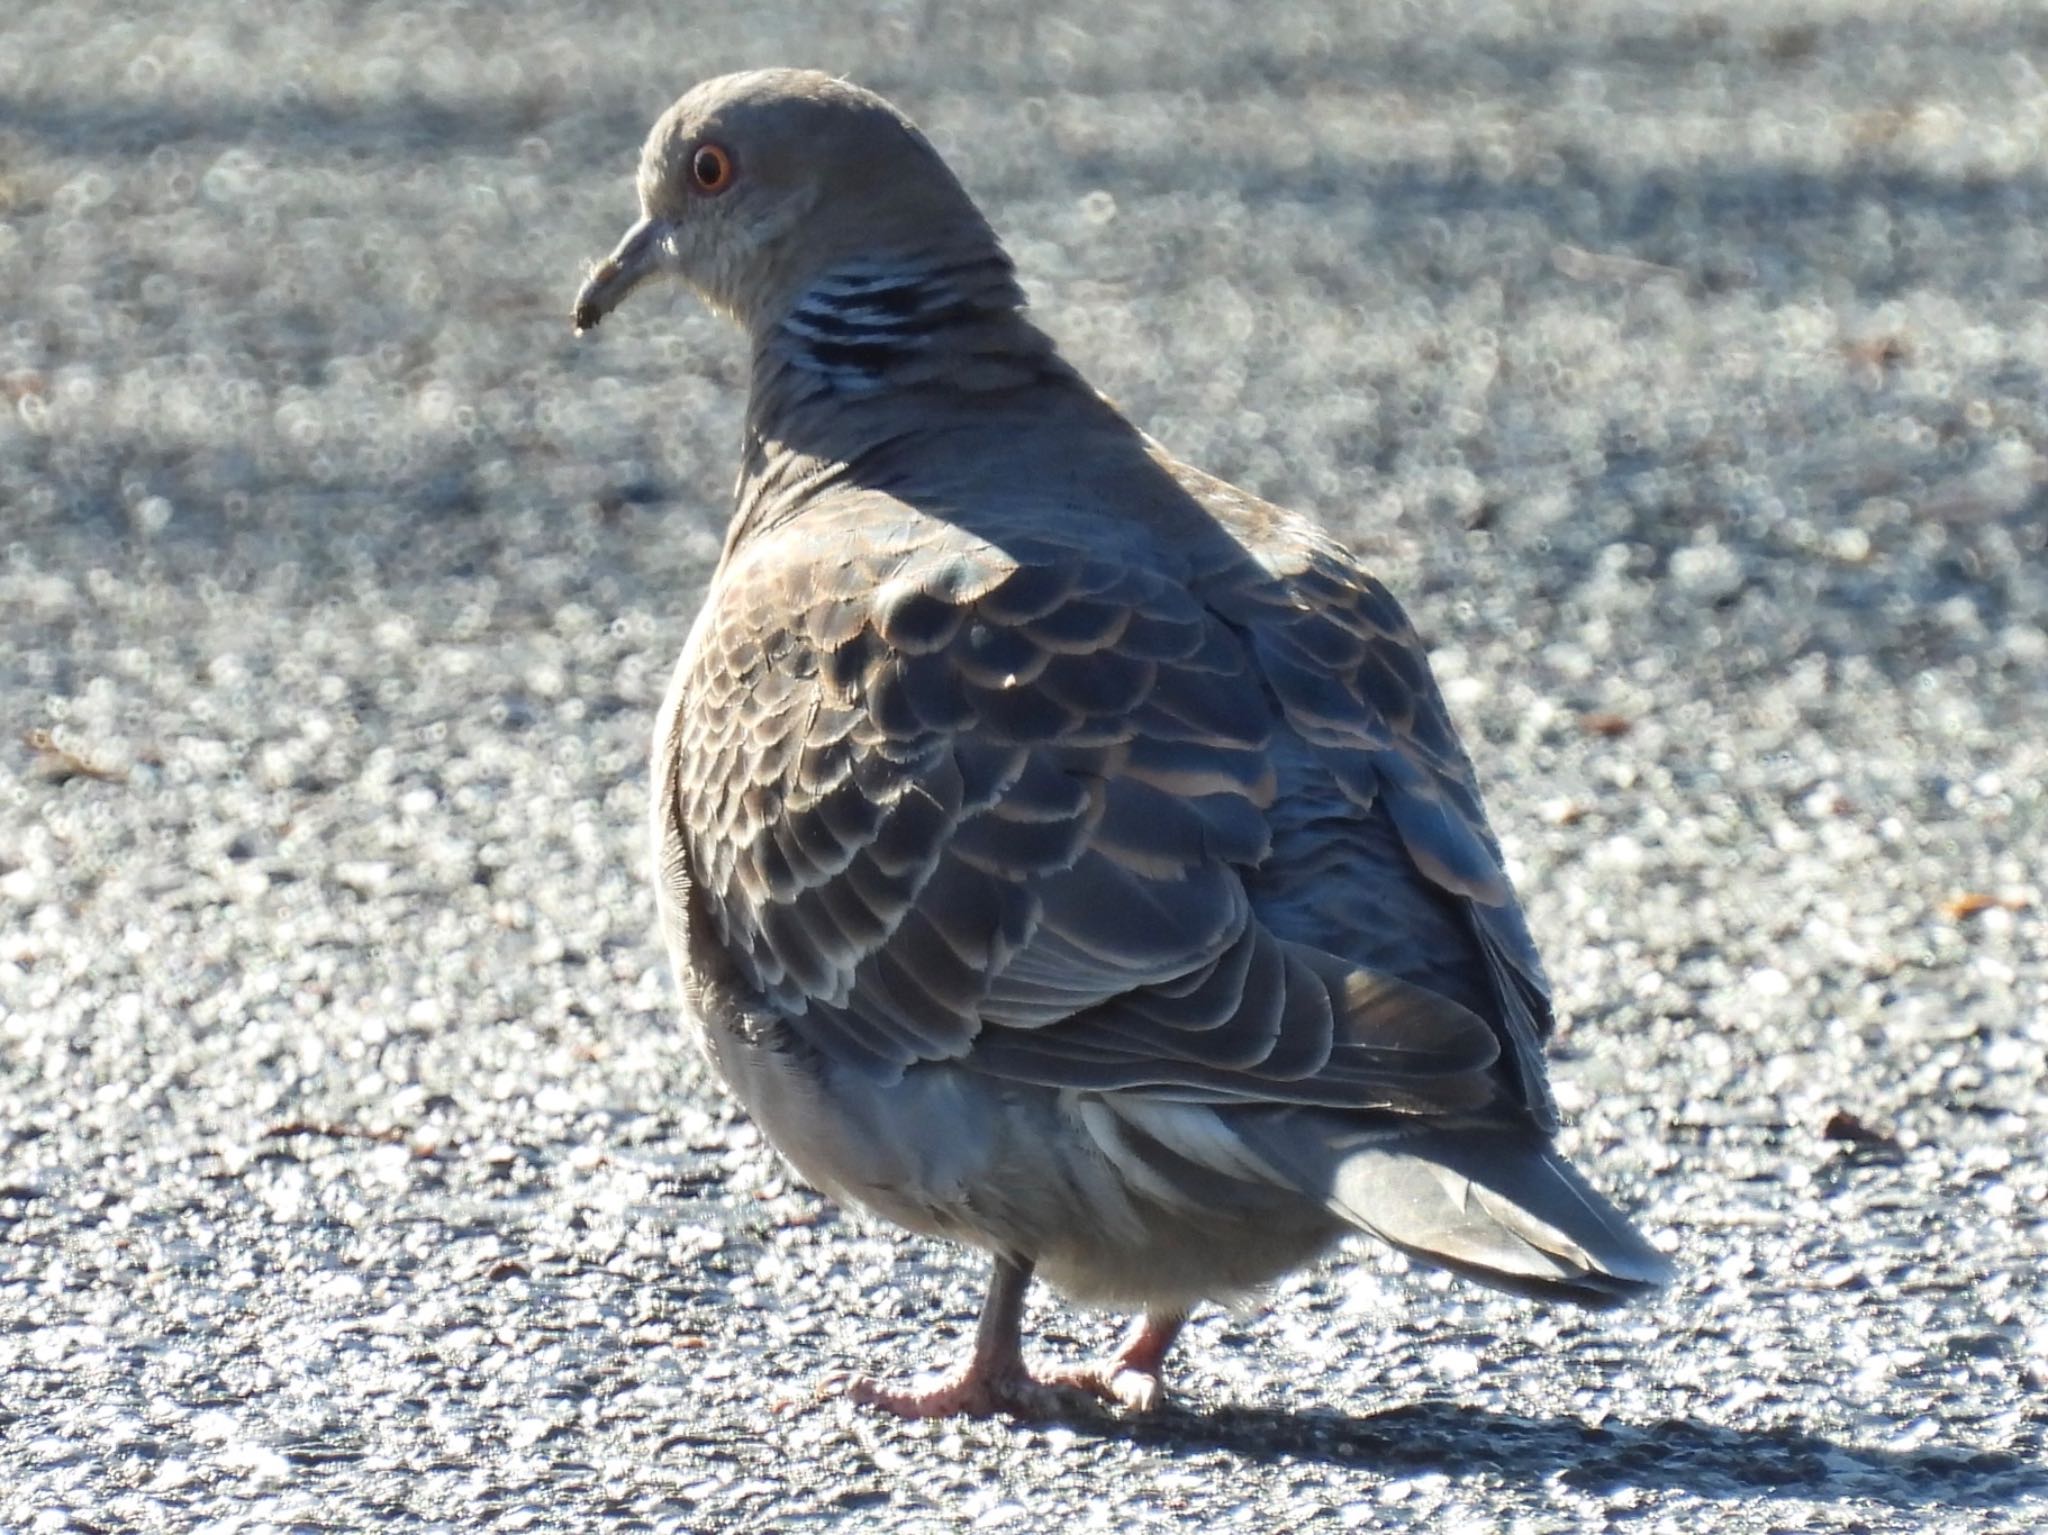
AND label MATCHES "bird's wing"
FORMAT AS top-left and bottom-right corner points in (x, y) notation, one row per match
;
(1171, 461), (1559, 1127)
(665, 496), (1504, 1115)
